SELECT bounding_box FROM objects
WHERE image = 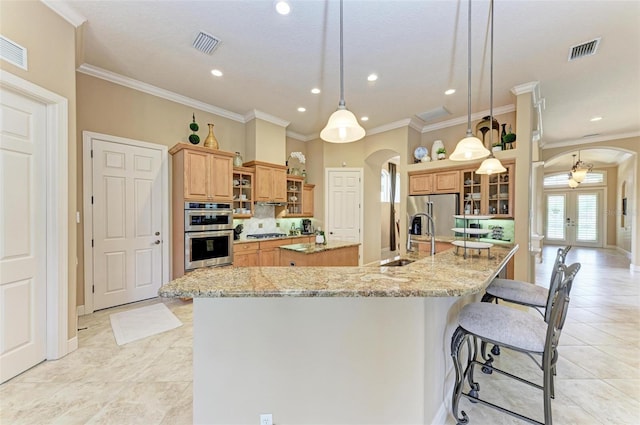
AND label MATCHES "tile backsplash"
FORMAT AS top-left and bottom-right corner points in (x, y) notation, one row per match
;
(233, 205), (316, 239)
